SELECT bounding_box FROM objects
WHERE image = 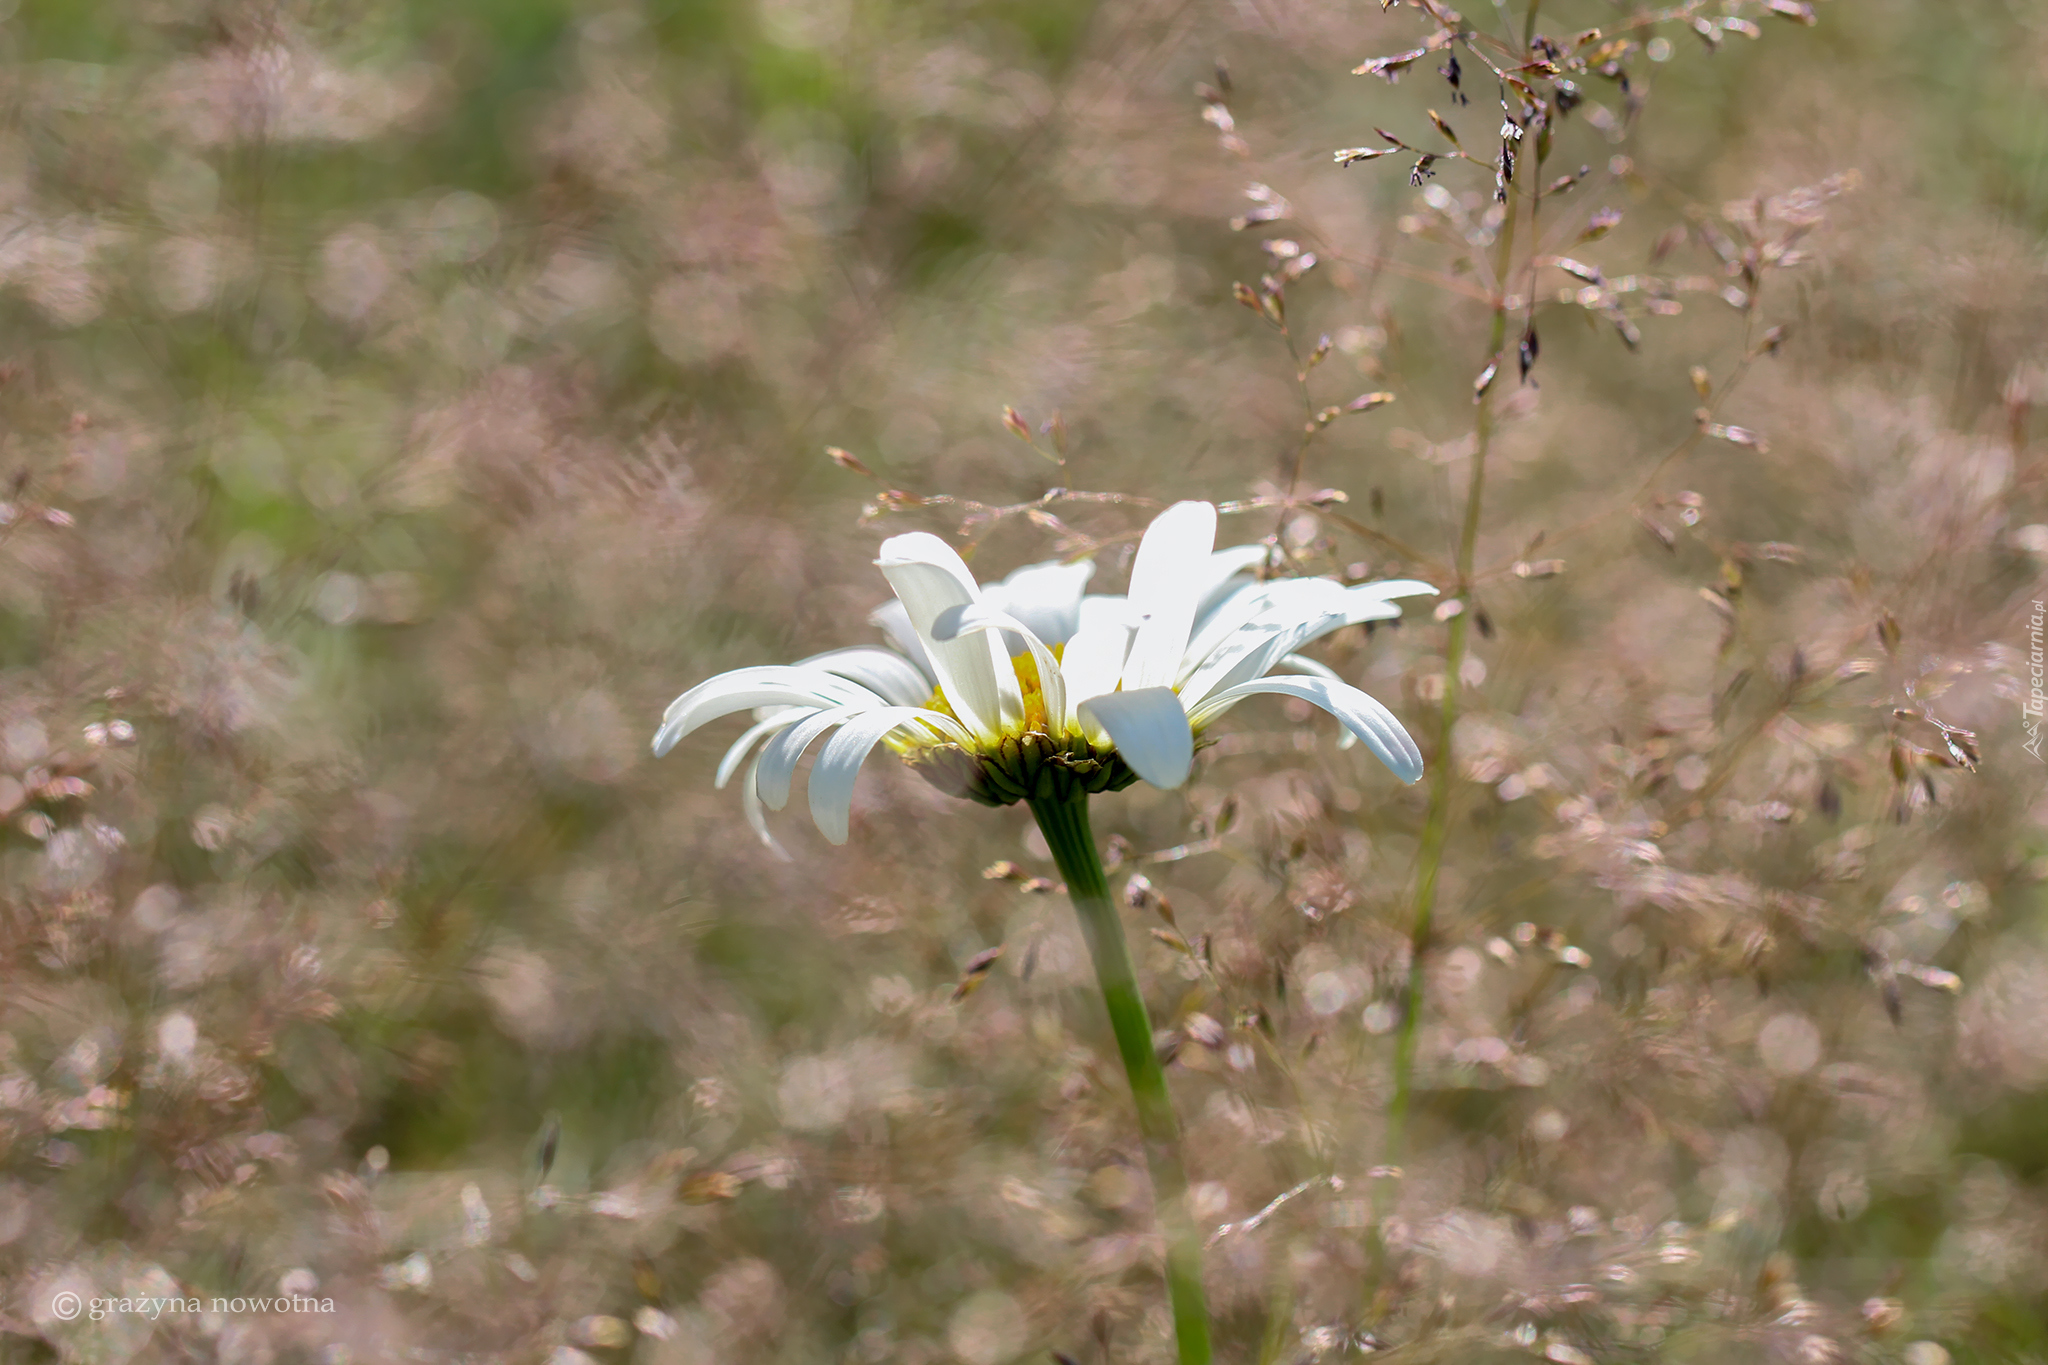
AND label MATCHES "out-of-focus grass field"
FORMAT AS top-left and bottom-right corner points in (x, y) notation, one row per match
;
(3, 0), (2048, 1360)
